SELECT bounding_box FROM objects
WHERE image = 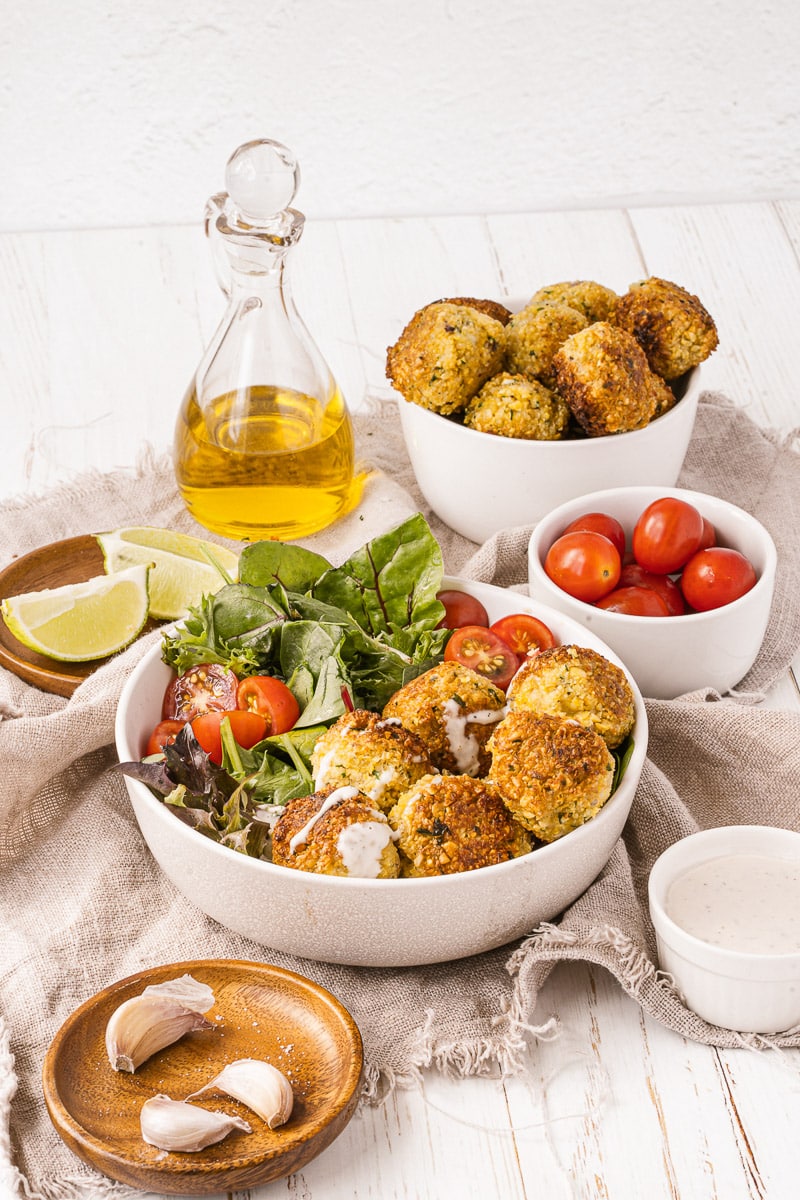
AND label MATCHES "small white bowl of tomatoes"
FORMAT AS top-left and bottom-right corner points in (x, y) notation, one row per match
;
(528, 486), (777, 699)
